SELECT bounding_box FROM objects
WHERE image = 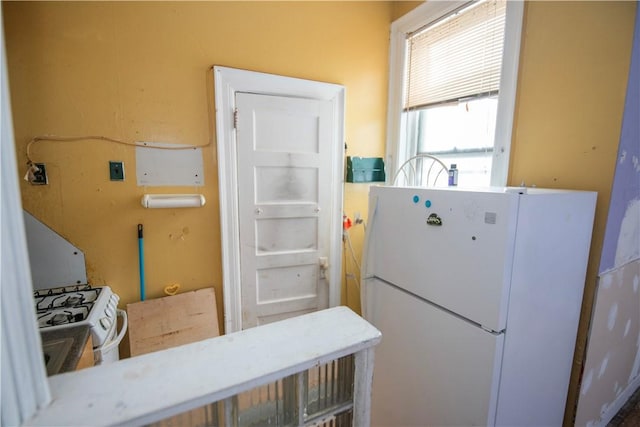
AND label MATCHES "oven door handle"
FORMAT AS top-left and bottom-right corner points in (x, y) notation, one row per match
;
(100, 309), (128, 355)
